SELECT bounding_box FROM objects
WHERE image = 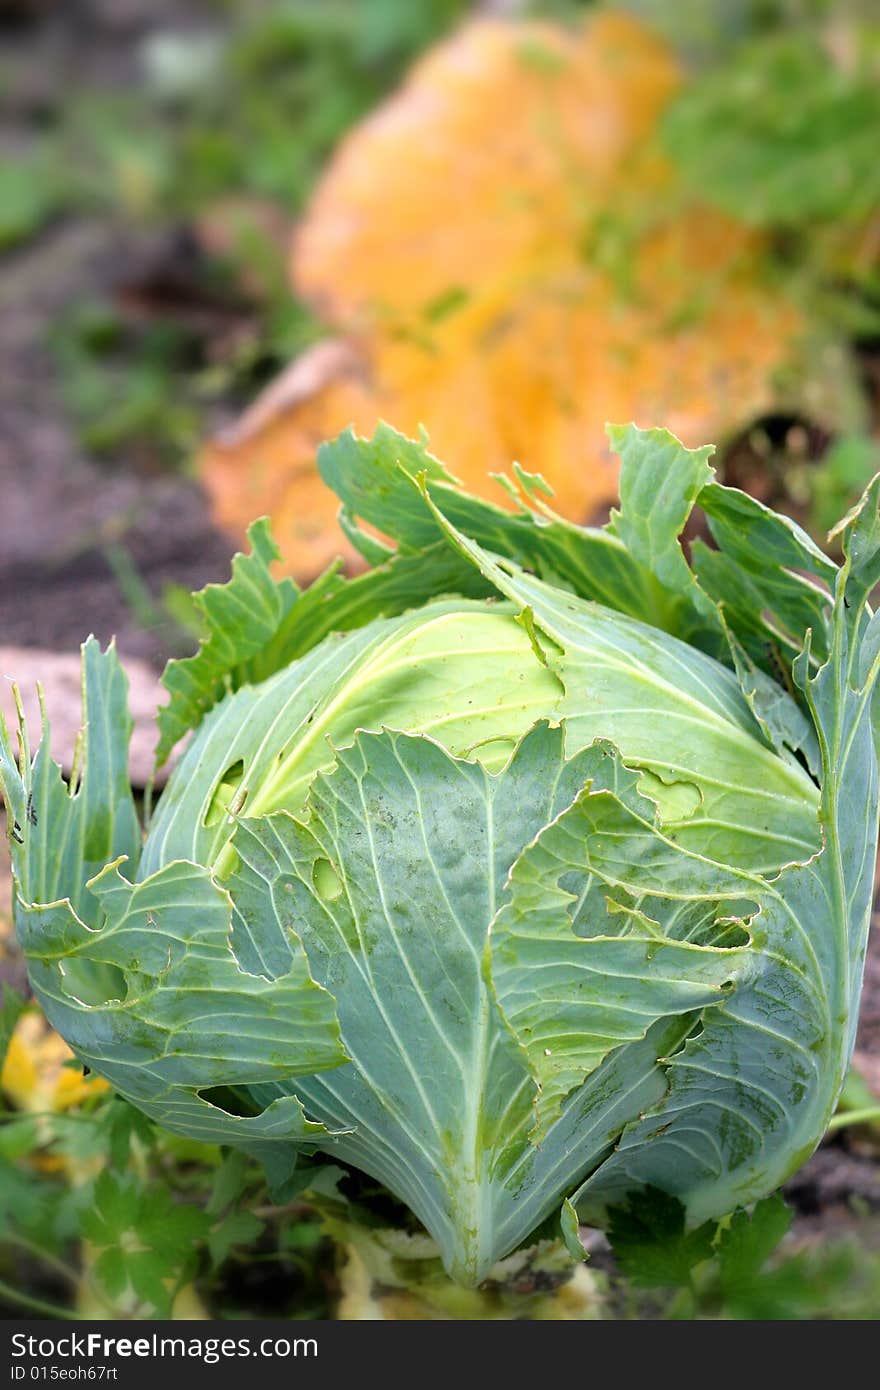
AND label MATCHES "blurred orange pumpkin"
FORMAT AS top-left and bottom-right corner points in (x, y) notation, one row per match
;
(201, 11), (805, 578)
